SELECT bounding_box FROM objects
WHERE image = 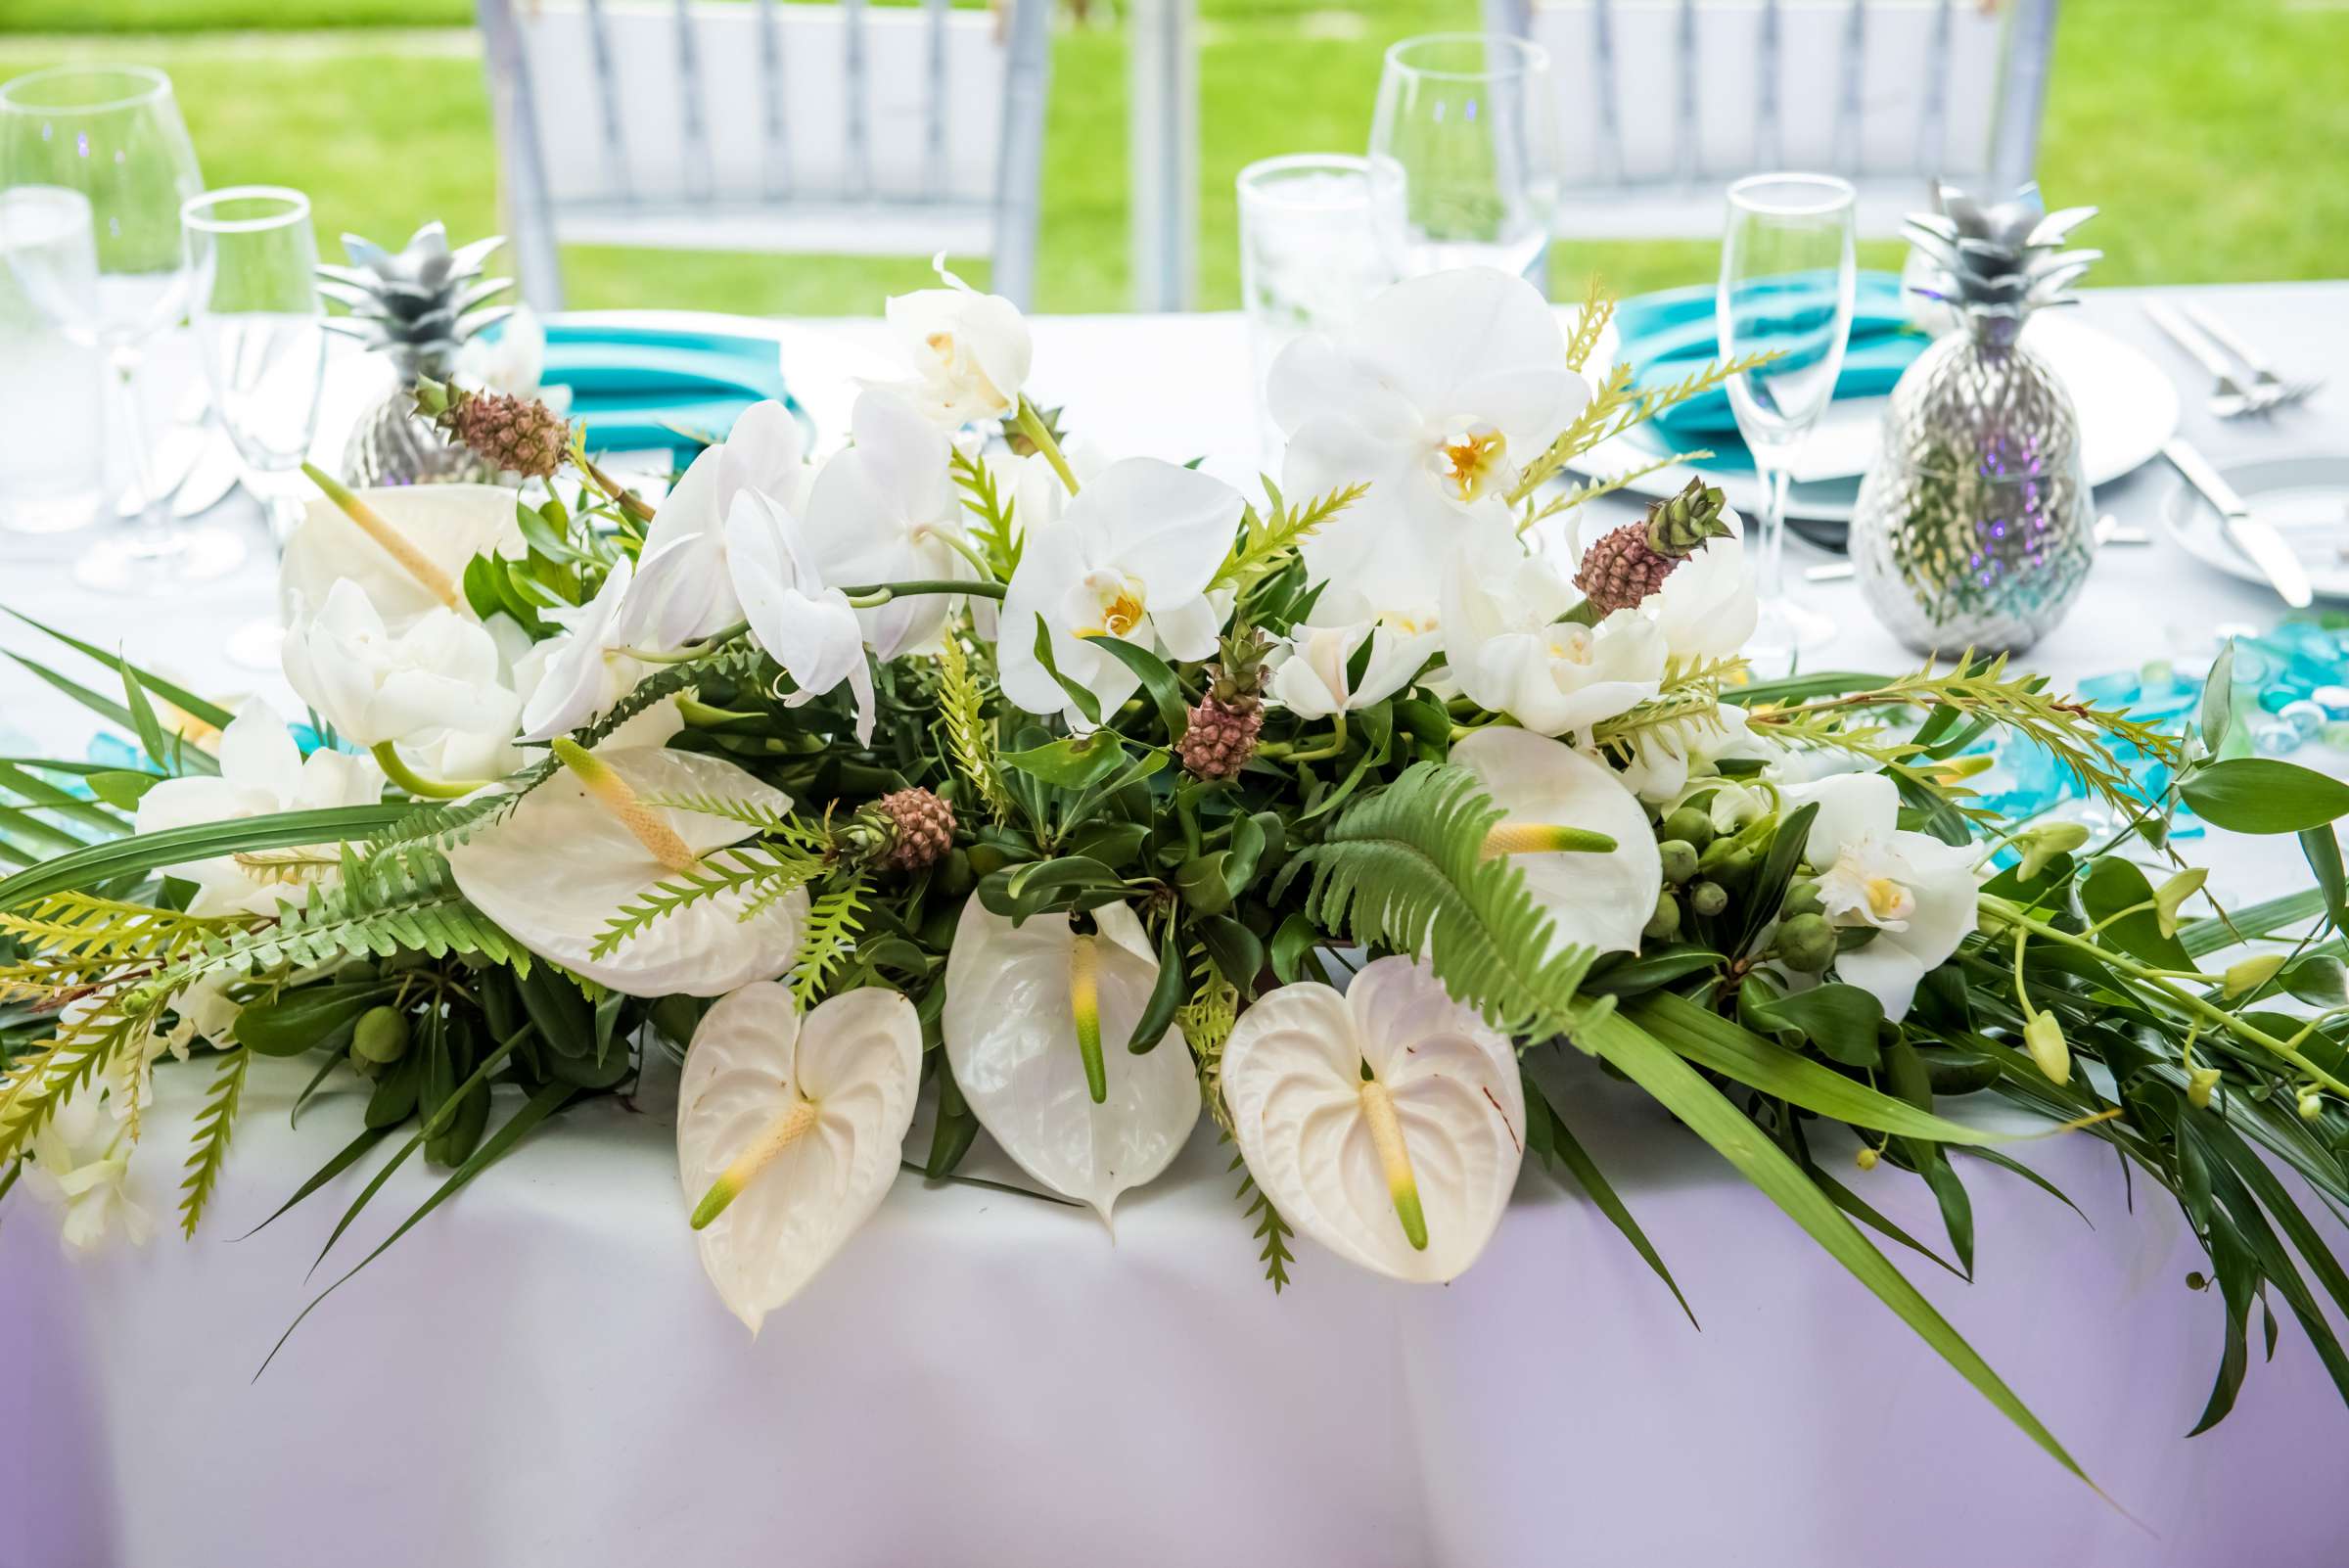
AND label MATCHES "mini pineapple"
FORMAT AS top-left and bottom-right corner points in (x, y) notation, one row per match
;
(1178, 628), (1268, 781)
(1574, 478), (1732, 614)
(416, 378), (568, 481)
(874, 788), (956, 873)
(319, 222), (515, 485)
